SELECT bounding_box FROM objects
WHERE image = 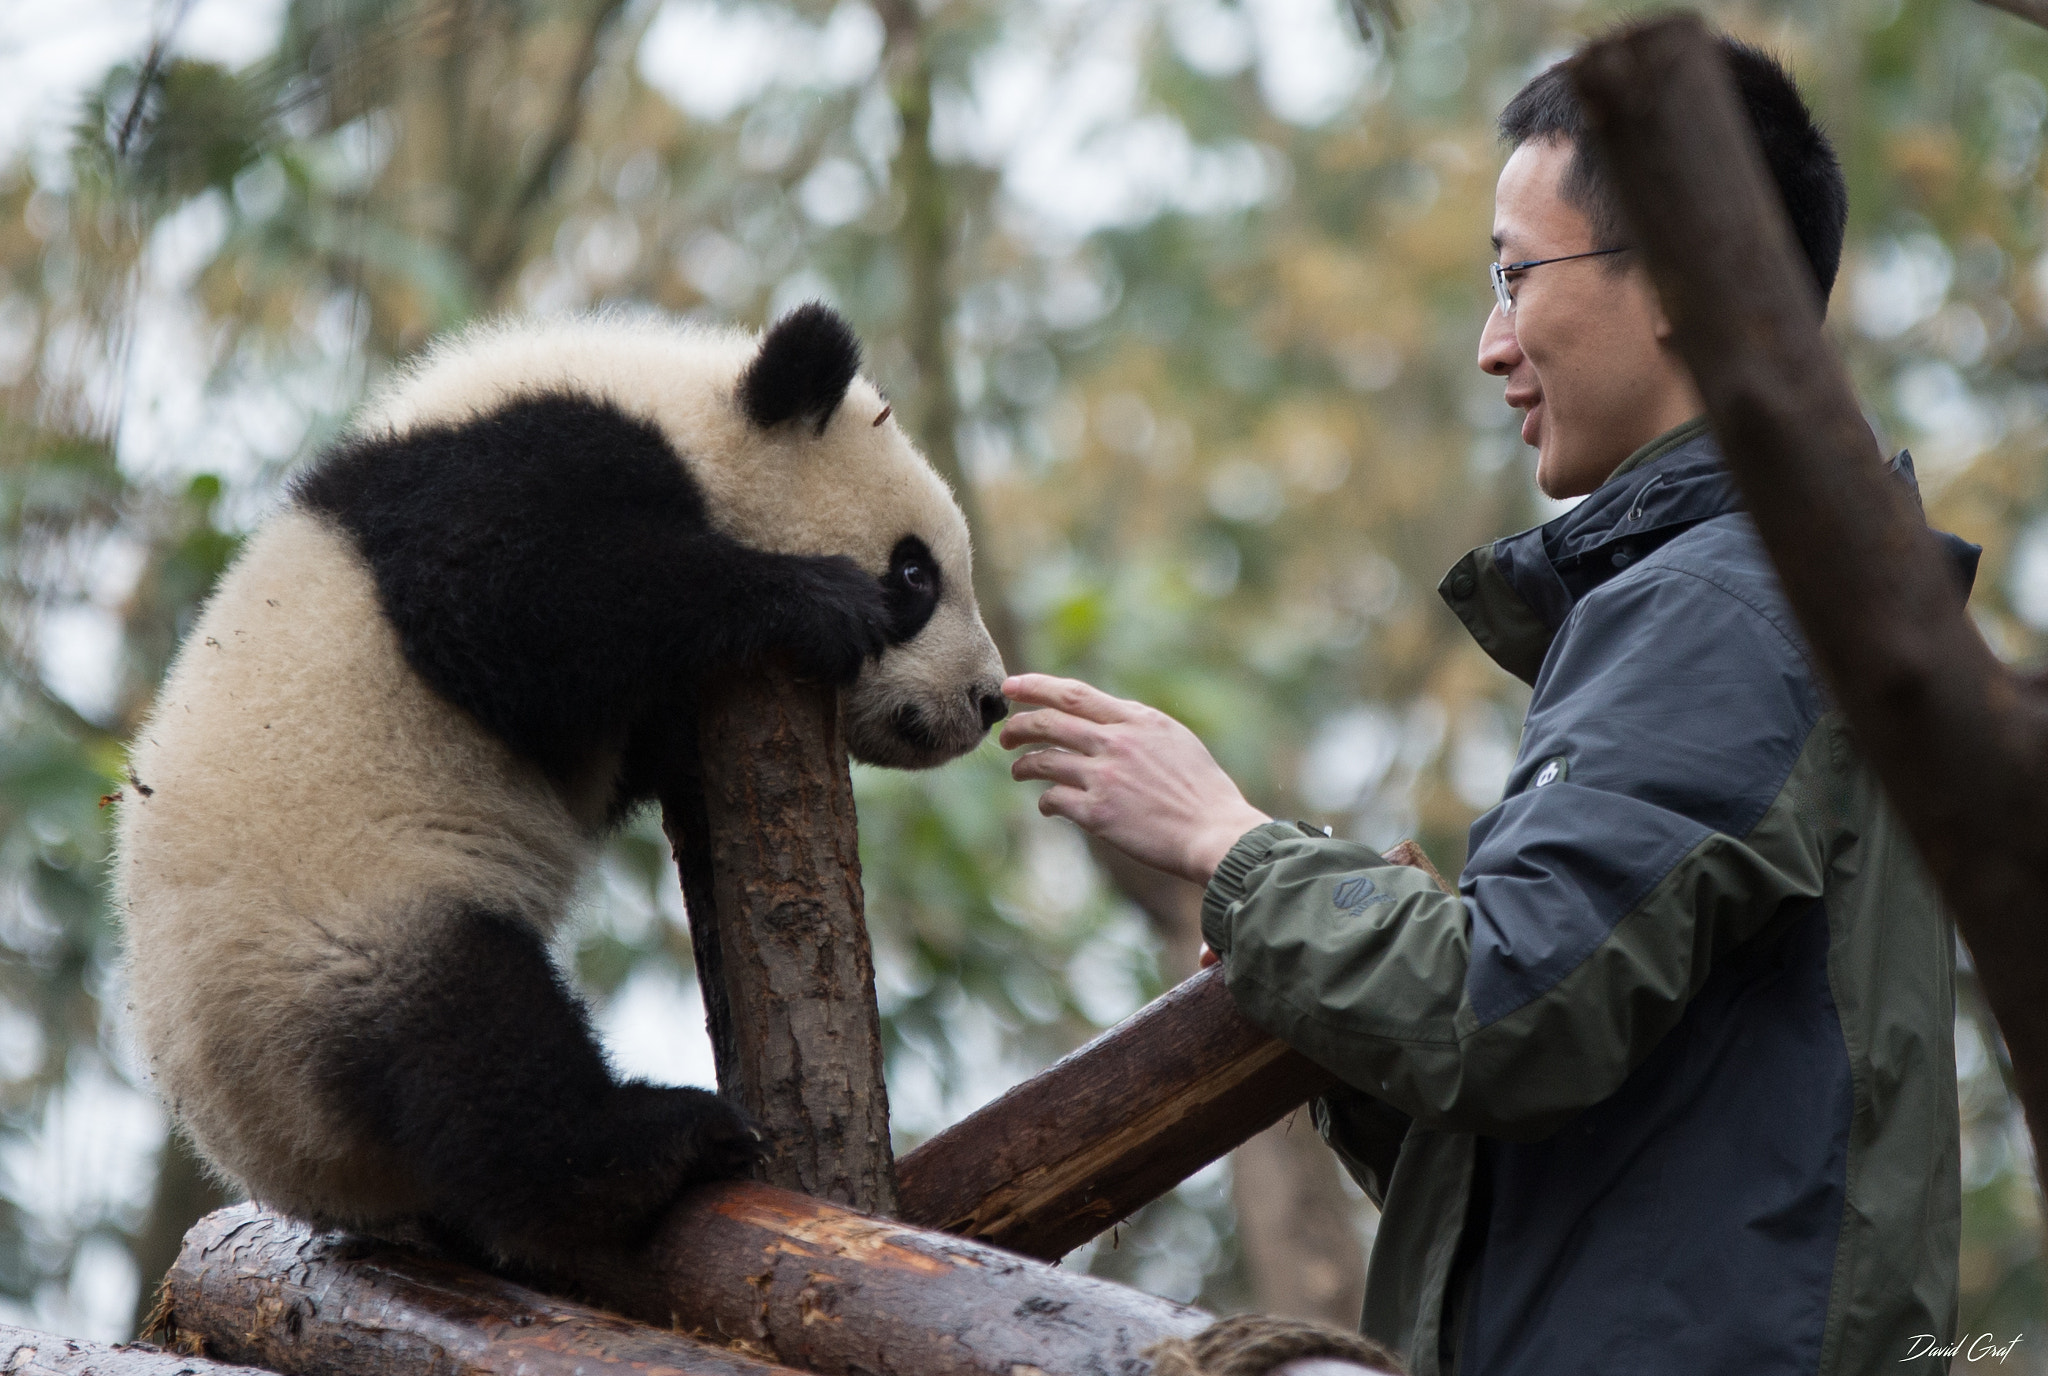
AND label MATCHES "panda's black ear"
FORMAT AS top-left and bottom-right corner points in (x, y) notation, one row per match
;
(738, 303), (862, 436)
